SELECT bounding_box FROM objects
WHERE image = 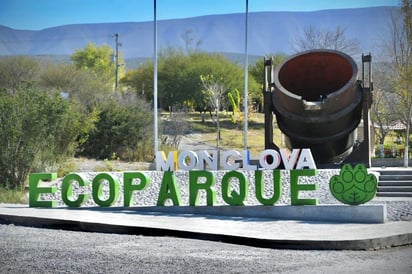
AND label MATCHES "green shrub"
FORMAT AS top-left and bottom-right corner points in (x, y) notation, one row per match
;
(78, 93), (154, 162)
(56, 160), (78, 178)
(0, 88), (93, 188)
